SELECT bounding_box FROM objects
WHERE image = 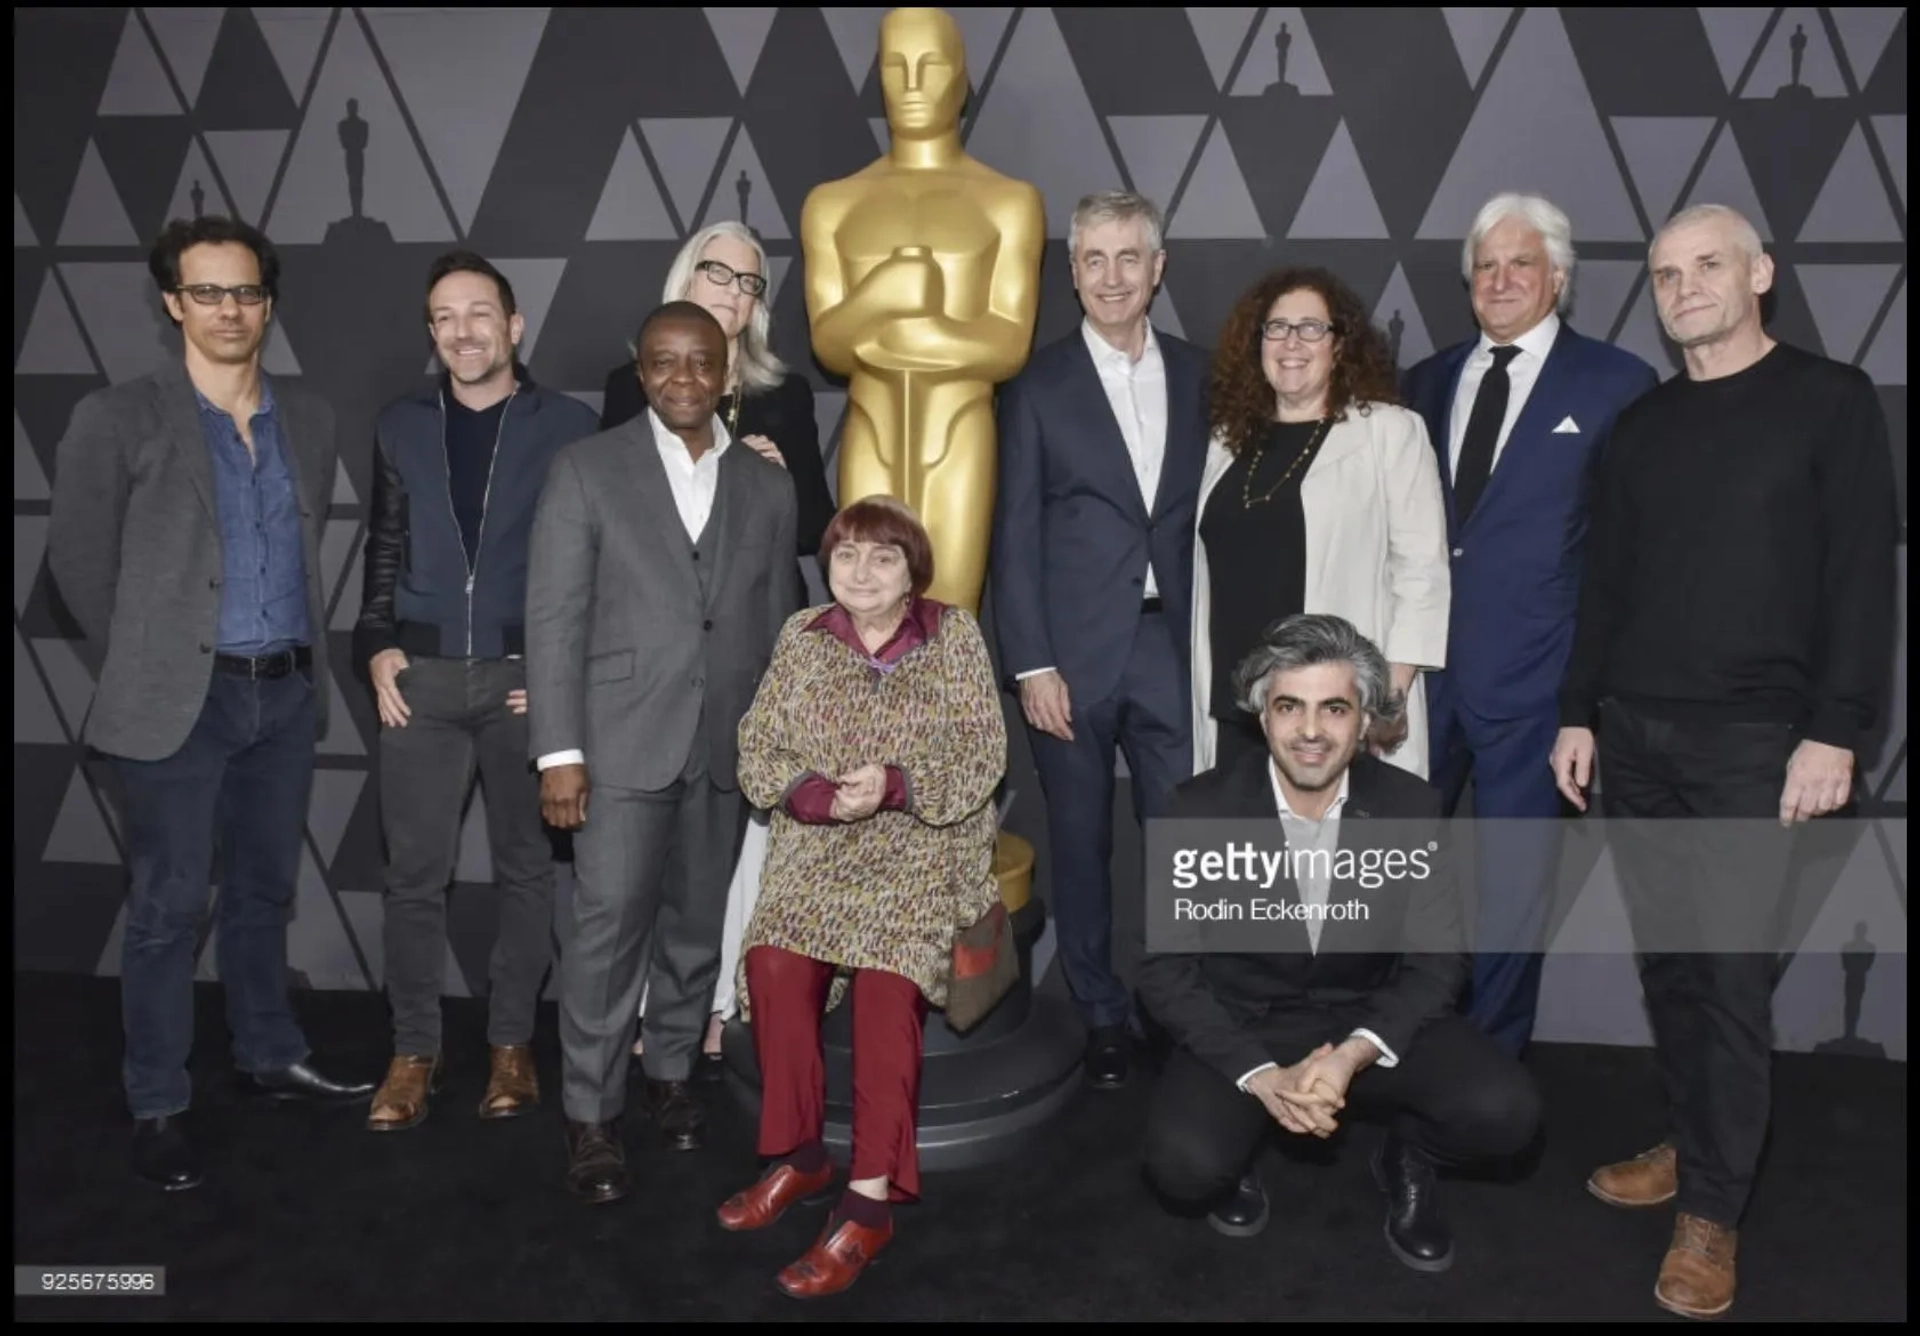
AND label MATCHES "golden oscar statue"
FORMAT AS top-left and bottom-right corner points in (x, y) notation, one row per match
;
(802, 6), (1046, 916)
